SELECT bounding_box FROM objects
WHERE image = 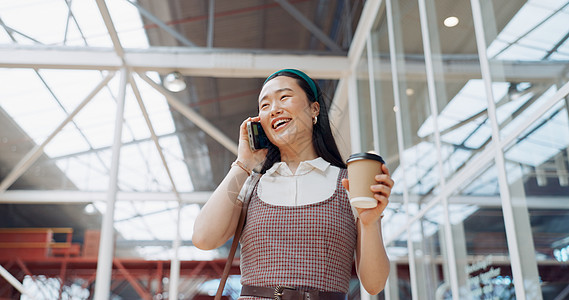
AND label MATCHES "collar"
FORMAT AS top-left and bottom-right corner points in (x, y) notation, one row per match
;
(266, 157), (330, 176)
